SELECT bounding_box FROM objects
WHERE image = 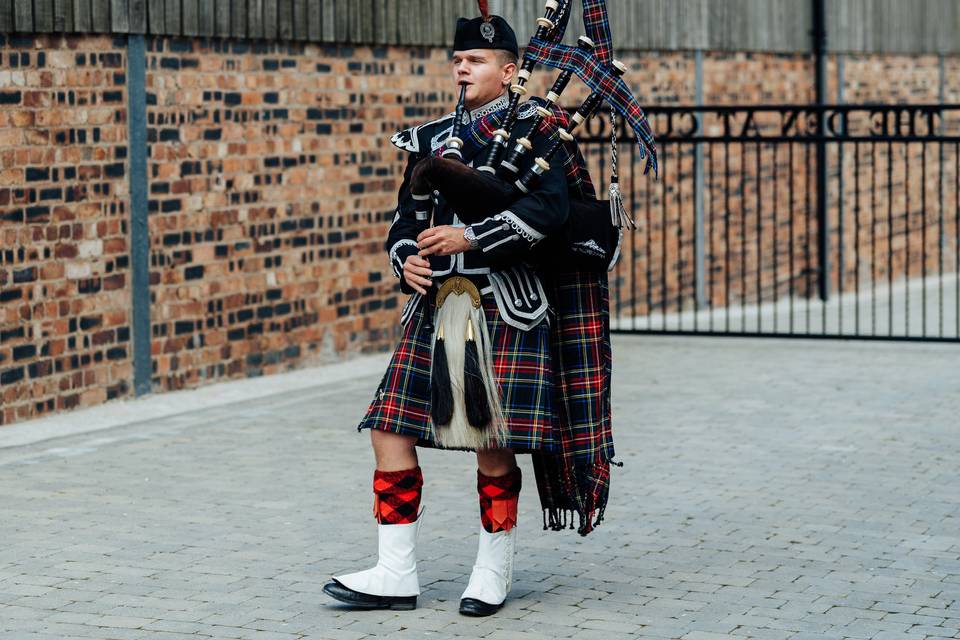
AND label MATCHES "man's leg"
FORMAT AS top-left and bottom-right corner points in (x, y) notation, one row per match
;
(323, 430), (424, 610)
(475, 448), (520, 533)
(476, 448), (516, 477)
(371, 429), (418, 472)
(460, 448), (521, 616)
(369, 430), (422, 526)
